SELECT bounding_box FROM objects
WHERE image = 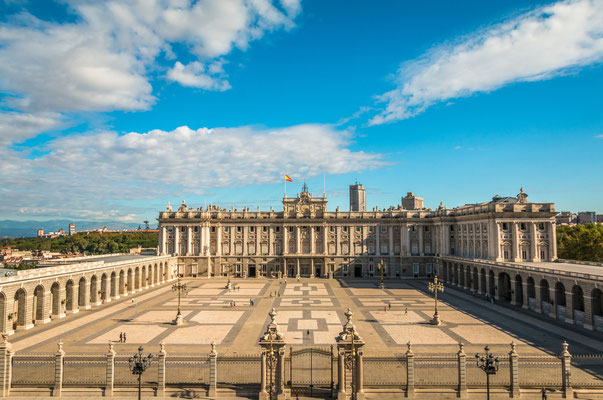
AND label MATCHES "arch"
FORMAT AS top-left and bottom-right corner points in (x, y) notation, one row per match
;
(0, 292), (5, 333)
(33, 285), (45, 322)
(459, 265), (465, 287)
(51, 282), (60, 316)
(65, 280), (75, 312)
(498, 272), (512, 302)
(154, 264), (159, 284)
(555, 282), (566, 306)
(488, 270), (495, 296)
(572, 285), (584, 312)
(13, 288), (27, 329)
(110, 271), (117, 298)
(127, 268), (133, 293)
(480, 268), (486, 293)
(527, 277), (536, 298)
(141, 265), (147, 288)
(134, 267), (140, 290)
(90, 275), (98, 305)
(100, 273), (108, 302)
(119, 270), (126, 295)
(540, 279), (550, 303)
(465, 267), (472, 289)
(473, 268), (479, 291)
(163, 263), (168, 281)
(514, 275), (523, 306)
(78, 276), (87, 308)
